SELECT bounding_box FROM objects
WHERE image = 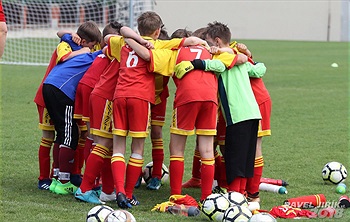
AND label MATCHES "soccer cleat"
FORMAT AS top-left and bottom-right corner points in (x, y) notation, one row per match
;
(49, 178), (58, 193)
(70, 174), (82, 187)
(147, 177), (162, 190)
(92, 185), (102, 197)
(75, 188), (105, 204)
(134, 175), (142, 188)
(182, 177), (201, 188)
(38, 179), (52, 190)
(247, 192), (260, 203)
(212, 185), (227, 194)
(127, 194), (140, 206)
(54, 181), (78, 195)
(116, 192), (132, 209)
(99, 191), (116, 202)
